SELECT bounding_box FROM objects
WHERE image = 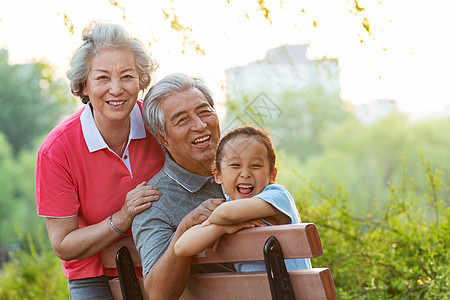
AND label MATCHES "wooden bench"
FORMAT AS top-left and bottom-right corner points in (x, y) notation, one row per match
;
(100, 223), (337, 300)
